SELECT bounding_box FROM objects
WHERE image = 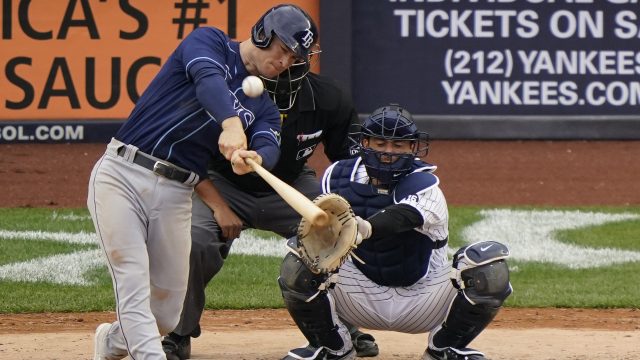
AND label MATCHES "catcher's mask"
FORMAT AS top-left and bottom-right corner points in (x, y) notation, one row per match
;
(259, 48), (320, 111)
(251, 4), (318, 60)
(351, 104), (429, 190)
